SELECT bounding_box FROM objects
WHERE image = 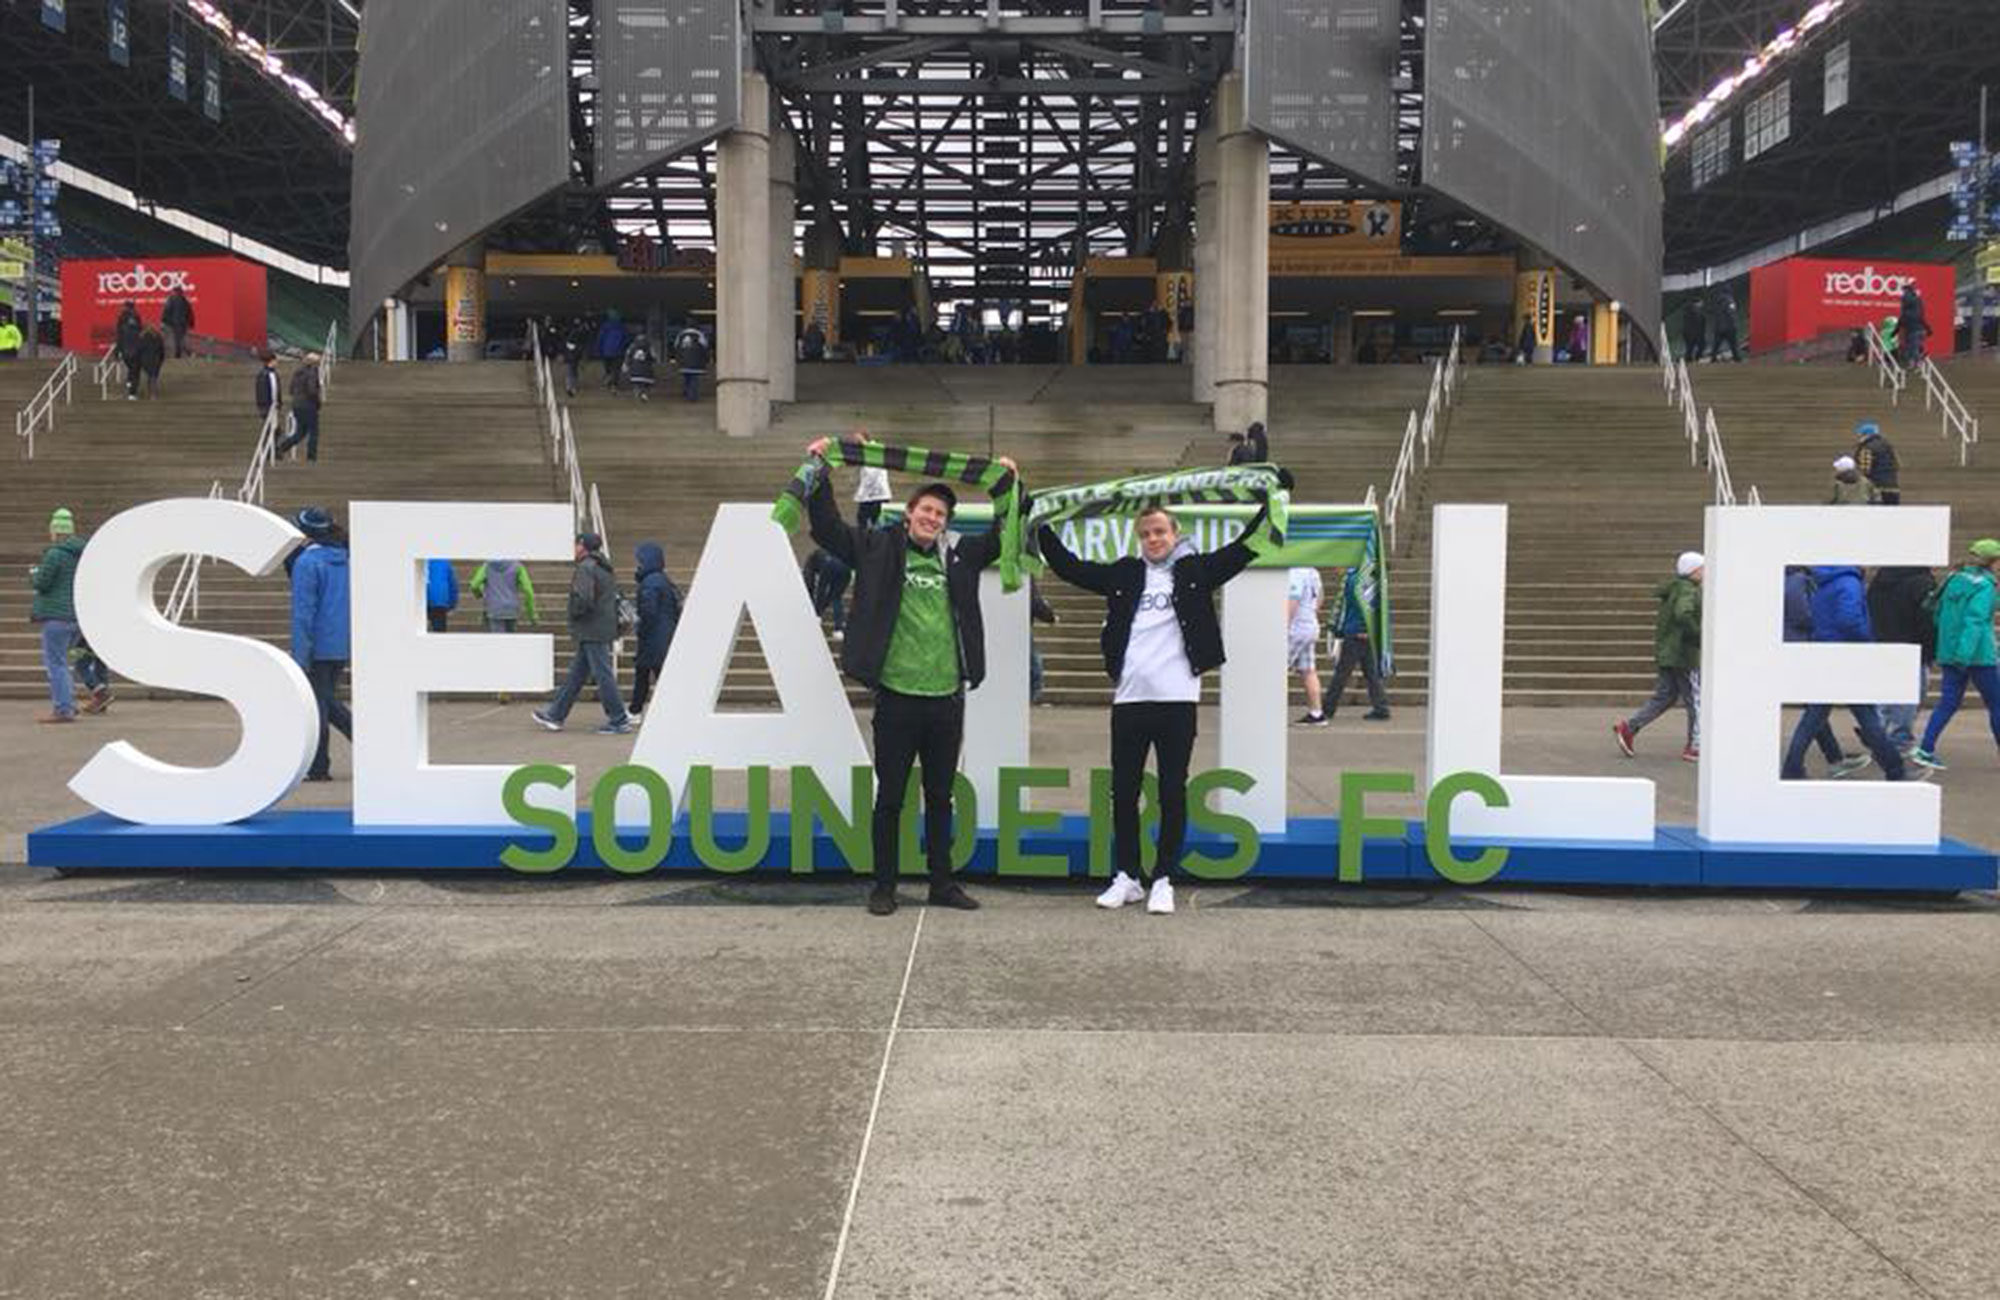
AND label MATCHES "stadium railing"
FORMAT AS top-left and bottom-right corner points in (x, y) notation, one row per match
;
(1862, 322), (1906, 404)
(15, 351), (77, 458)
(1380, 327), (1463, 553)
(1916, 357), (1978, 466)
